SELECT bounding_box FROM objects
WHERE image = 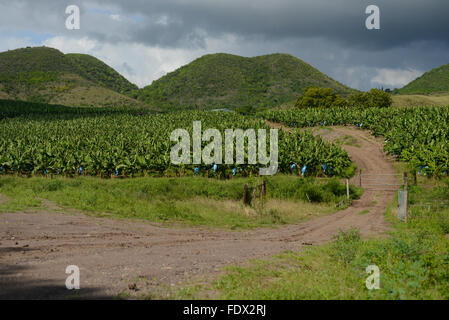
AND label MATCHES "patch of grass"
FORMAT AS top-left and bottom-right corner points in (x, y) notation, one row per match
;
(0, 175), (358, 229)
(212, 243), (368, 300)
(392, 93), (449, 108)
(358, 209), (370, 215)
(0, 178), (42, 211)
(173, 178), (449, 299)
(335, 135), (360, 148)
